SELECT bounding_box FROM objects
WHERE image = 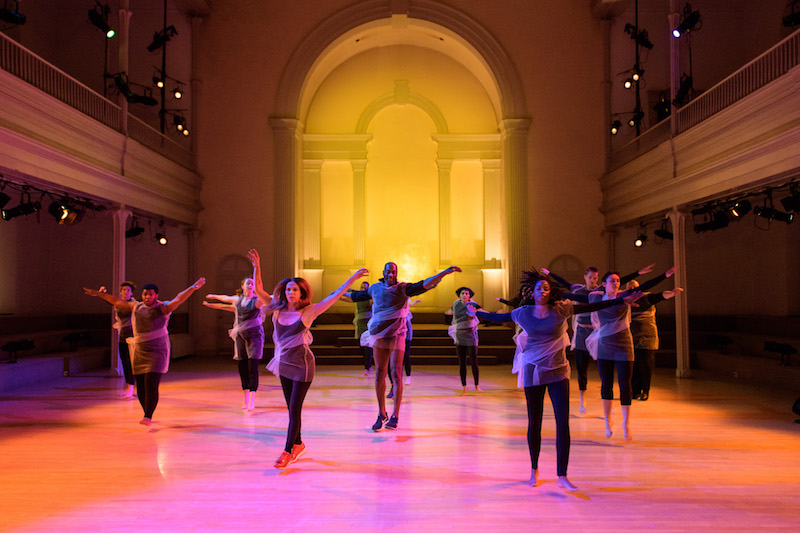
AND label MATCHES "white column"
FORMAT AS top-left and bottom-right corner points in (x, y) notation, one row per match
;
(500, 119), (531, 295)
(110, 207), (131, 375)
(668, 208), (691, 378)
(270, 118), (303, 277)
(352, 159), (367, 265)
(302, 159), (322, 268)
(437, 158), (453, 266)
